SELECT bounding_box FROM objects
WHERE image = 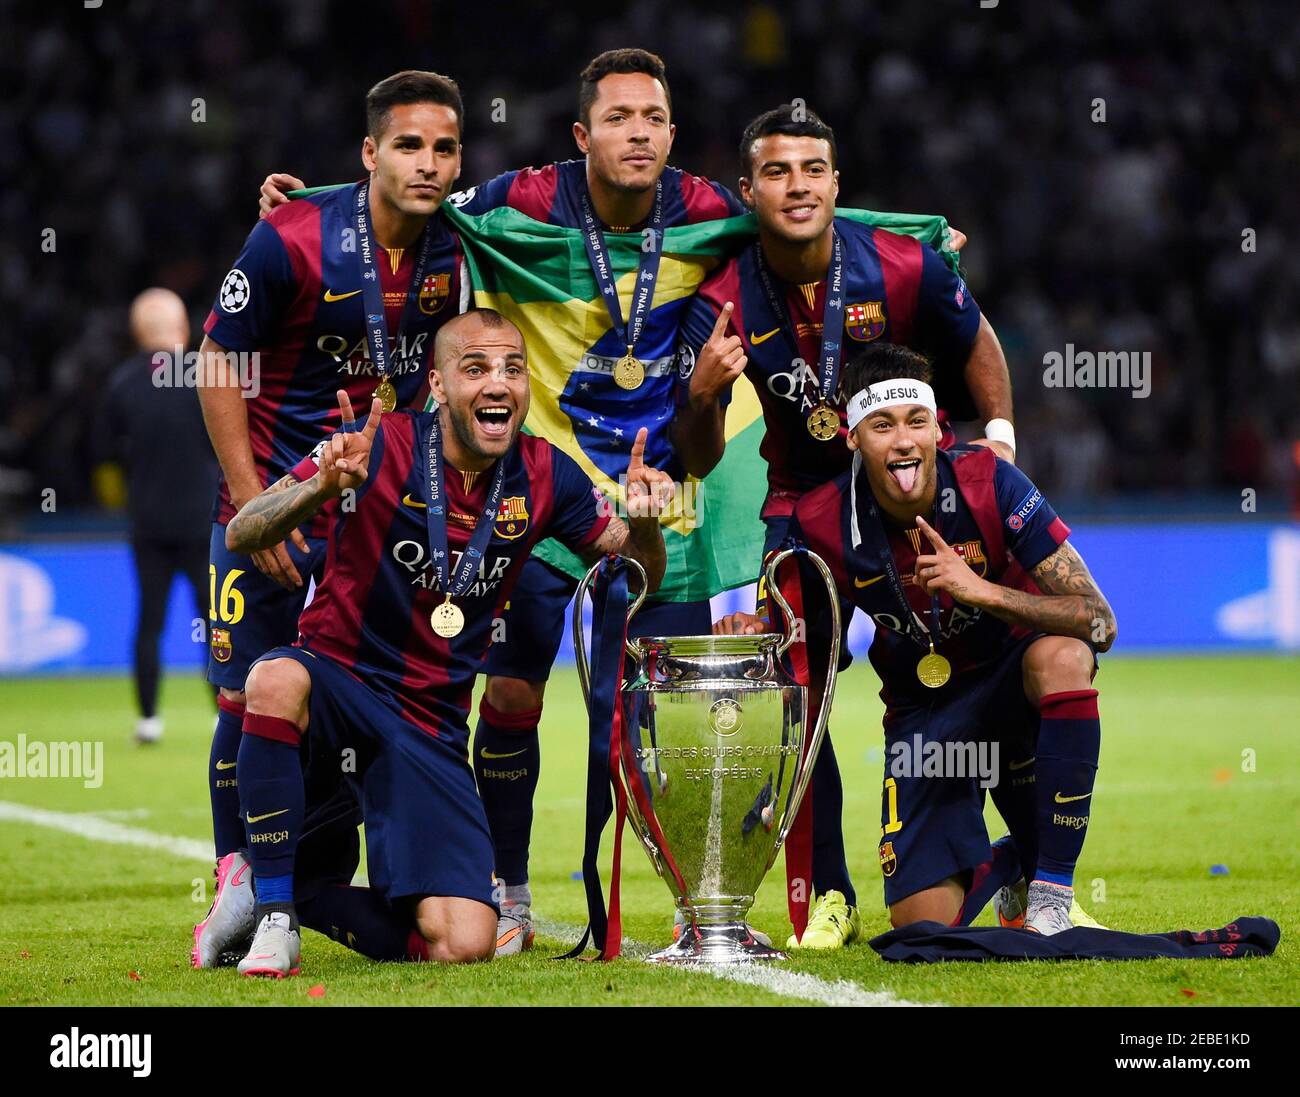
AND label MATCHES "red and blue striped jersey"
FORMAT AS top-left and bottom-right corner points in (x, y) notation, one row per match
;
(290, 410), (609, 747)
(449, 158), (744, 228)
(788, 447), (1069, 706)
(203, 181), (465, 528)
(678, 216), (981, 516)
